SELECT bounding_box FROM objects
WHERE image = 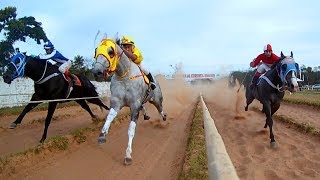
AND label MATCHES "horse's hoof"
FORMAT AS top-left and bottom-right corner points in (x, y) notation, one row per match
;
(245, 106), (248, 111)
(270, 141), (277, 148)
(124, 157), (132, 165)
(144, 115), (150, 120)
(163, 114), (167, 121)
(9, 123), (17, 129)
(97, 133), (106, 144)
